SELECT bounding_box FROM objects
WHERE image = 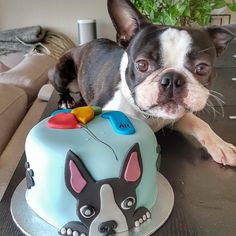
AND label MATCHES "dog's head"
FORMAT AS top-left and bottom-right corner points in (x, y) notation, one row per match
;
(108, 0), (236, 120)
